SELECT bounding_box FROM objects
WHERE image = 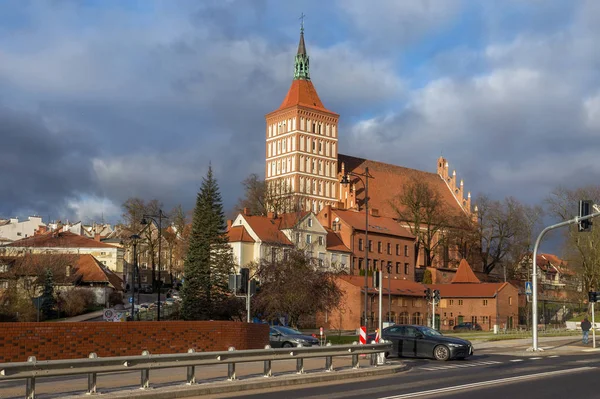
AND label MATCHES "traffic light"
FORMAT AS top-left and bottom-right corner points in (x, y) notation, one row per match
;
(424, 288), (432, 301)
(239, 268), (249, 294)
(579, 200), (593, 232)
(433, 289), (440, 302)
(373, 271), (380, 288)
(589, 291), (598, 303)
